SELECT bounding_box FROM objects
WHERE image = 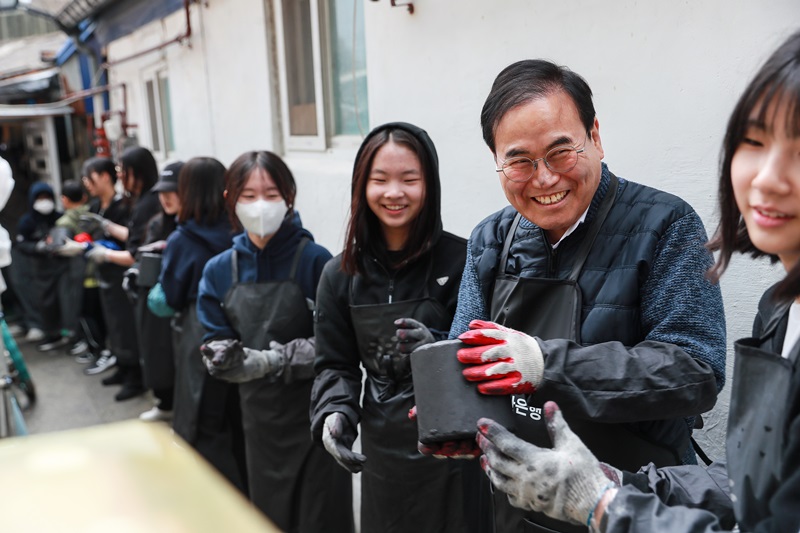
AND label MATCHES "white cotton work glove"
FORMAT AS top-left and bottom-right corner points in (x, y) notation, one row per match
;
(322, 412), (366, 474)
(200, 338), (284, 383)
(56, 238), (87, 257)
(85, 243), (109, 264)
(476, 401), (620, 527)
(457, 320), (544, 395)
